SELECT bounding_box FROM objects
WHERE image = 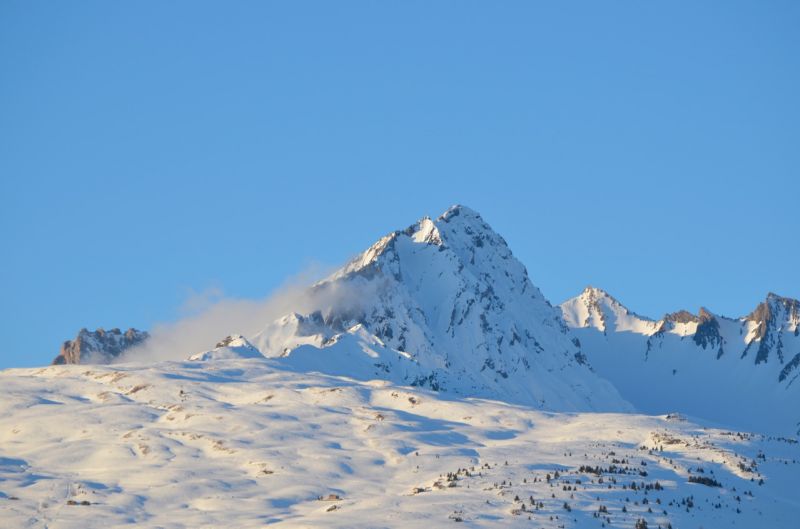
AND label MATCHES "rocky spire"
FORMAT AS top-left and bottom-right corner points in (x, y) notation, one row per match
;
(52, 328), (149, 365)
